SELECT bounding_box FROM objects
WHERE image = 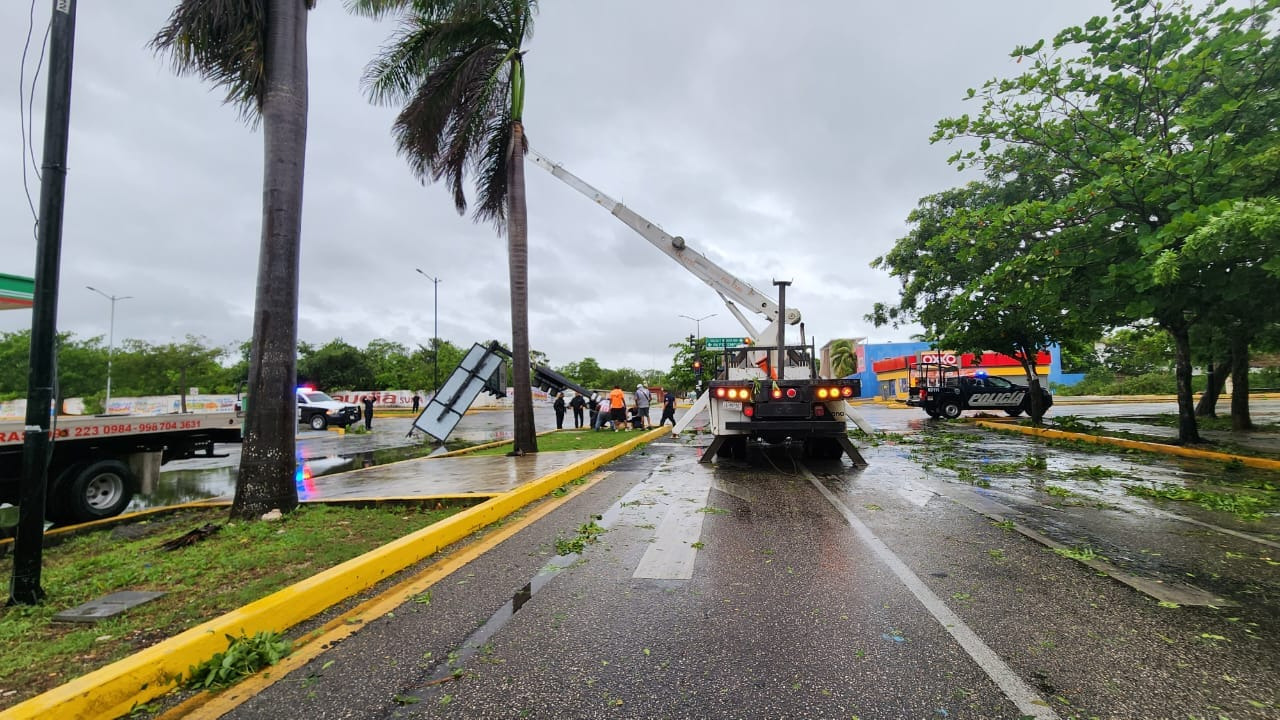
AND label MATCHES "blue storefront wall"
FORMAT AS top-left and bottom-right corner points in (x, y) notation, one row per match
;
(853, 342), (931, 398)
(849, 342), (1081, 398)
